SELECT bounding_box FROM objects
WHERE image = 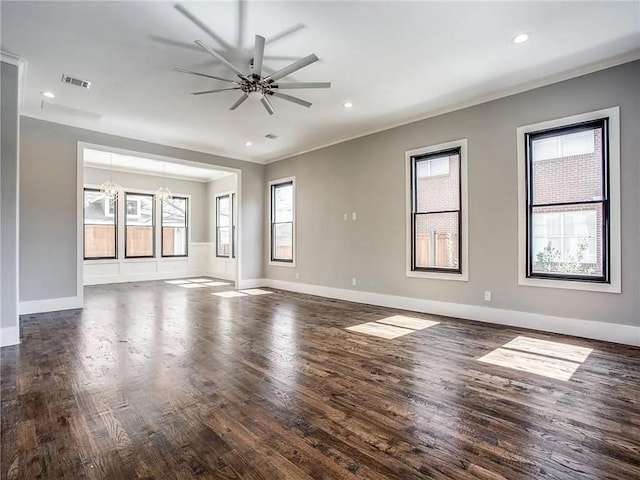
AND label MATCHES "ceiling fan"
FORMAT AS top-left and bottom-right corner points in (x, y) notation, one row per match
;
(175, 34), (331, 115)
